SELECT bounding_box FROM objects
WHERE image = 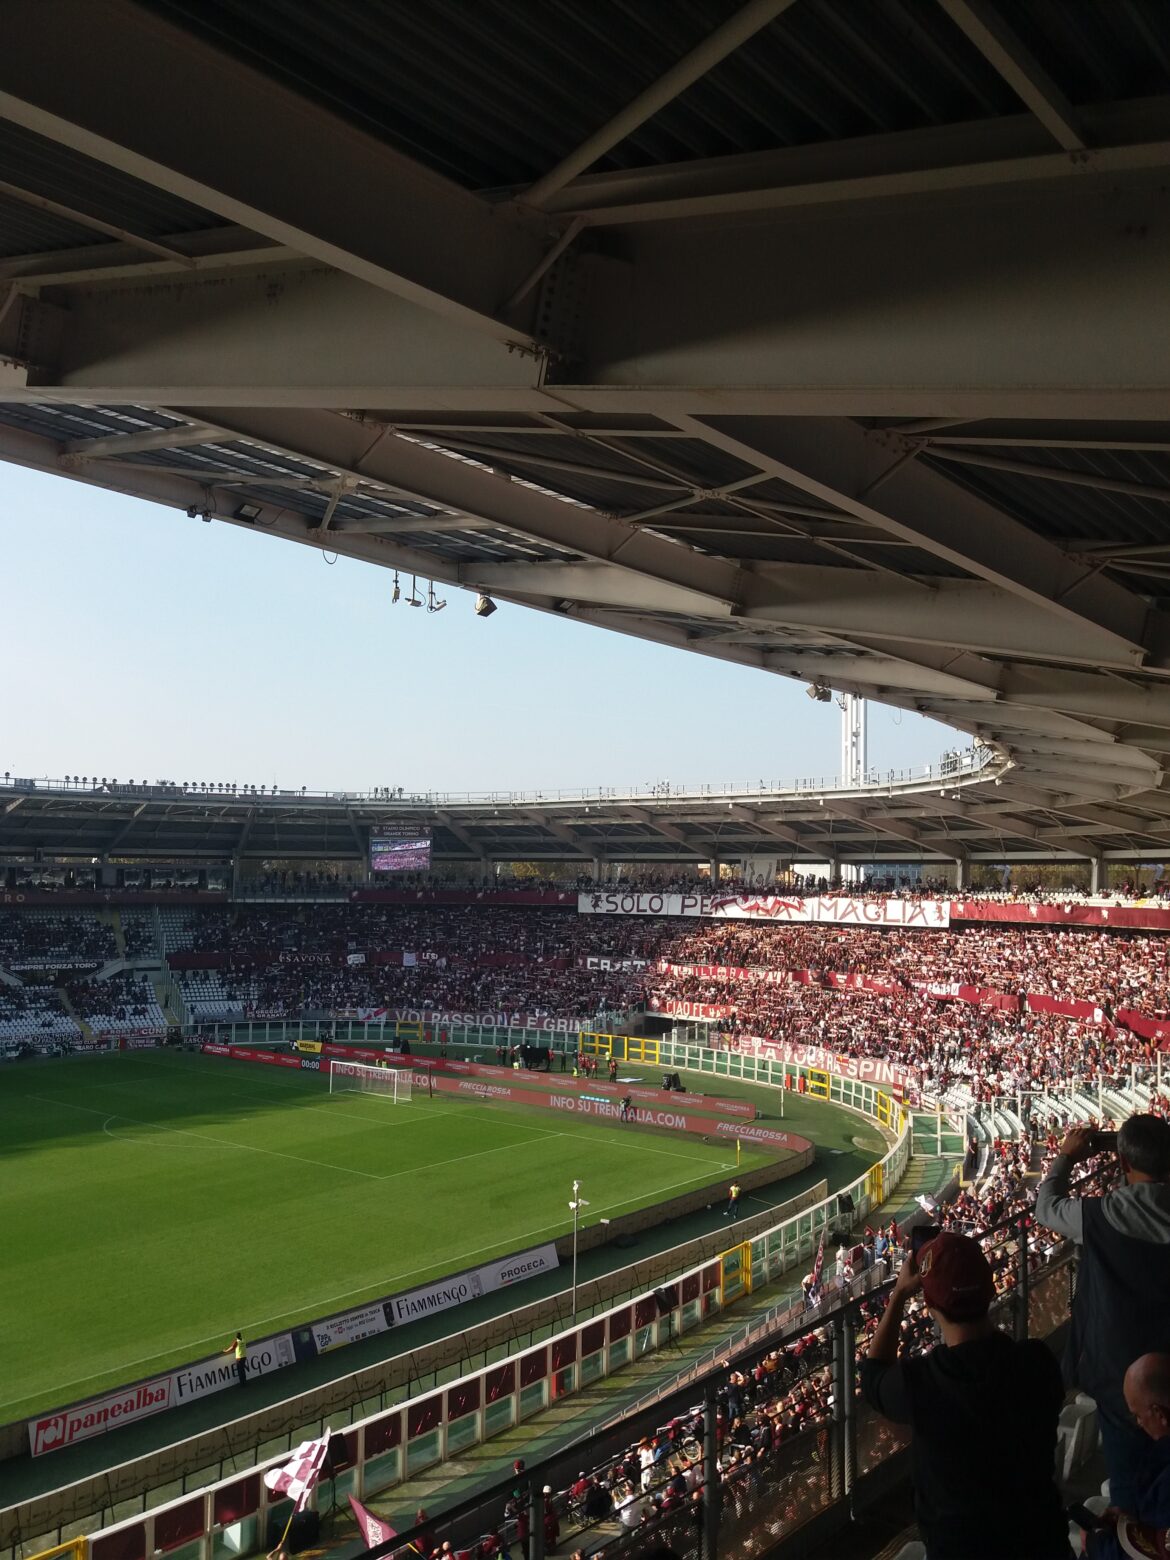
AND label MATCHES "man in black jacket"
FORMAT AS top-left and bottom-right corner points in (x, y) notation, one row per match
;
(860, 1232), (1068, 1560)
(1035, 1114), (1170, 1513)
